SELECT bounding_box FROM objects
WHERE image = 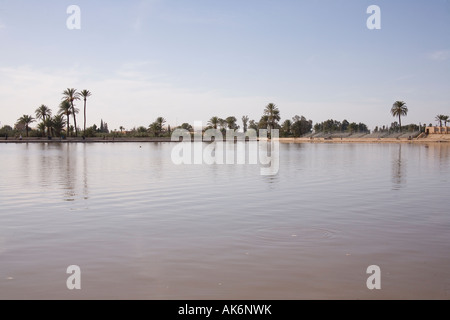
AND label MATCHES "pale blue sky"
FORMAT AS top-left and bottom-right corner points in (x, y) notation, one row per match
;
(0, 0), (449, 130)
